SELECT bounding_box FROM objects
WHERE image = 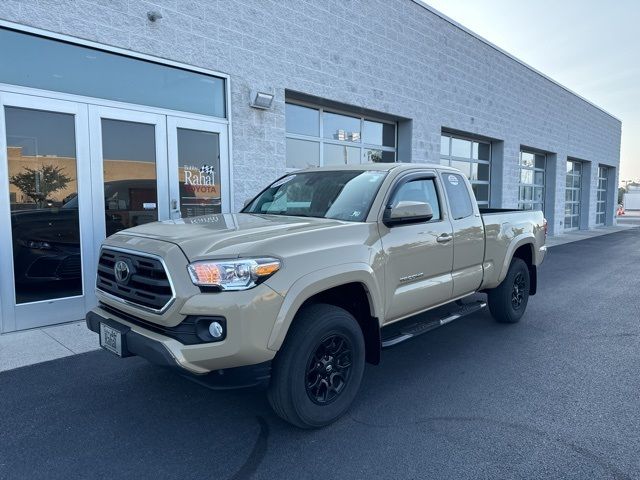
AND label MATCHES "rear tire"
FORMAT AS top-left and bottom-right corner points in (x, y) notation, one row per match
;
(267, 303), (365, 429)
(488, 258), (530, 323)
